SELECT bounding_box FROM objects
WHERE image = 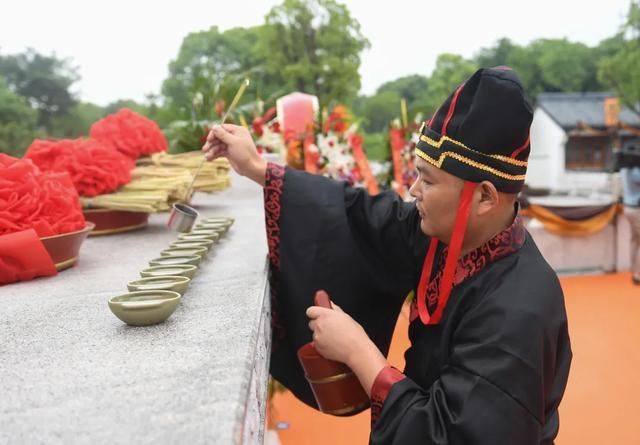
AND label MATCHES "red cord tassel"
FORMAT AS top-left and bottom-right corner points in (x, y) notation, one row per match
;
(417, 181), (478, 325)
